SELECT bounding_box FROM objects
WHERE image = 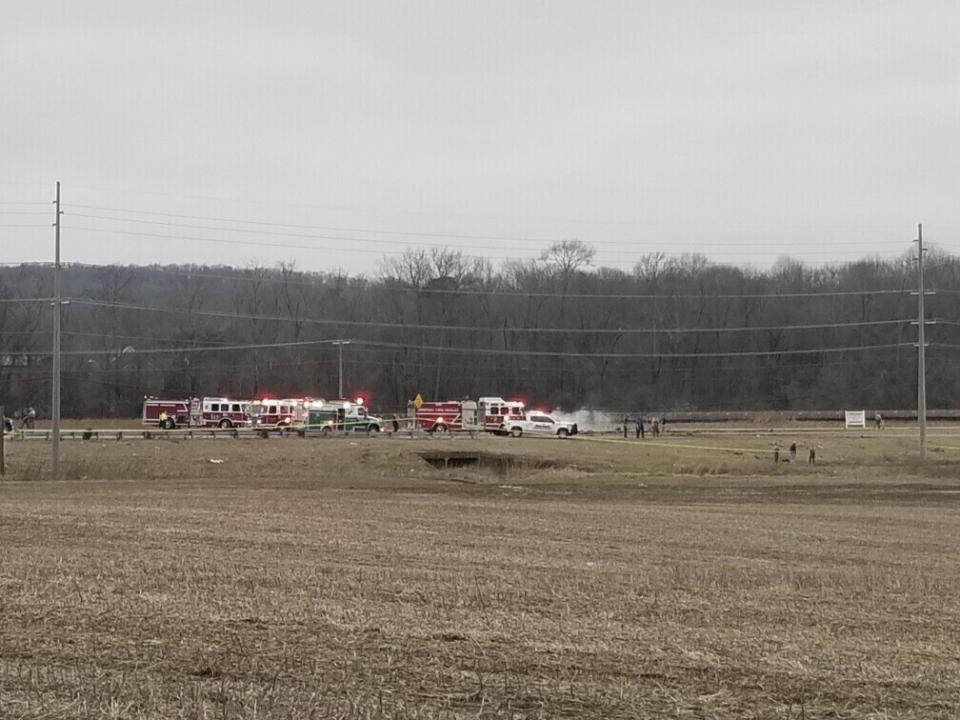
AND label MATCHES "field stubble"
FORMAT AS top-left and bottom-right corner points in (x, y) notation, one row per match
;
(1, 432), (960, 718)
